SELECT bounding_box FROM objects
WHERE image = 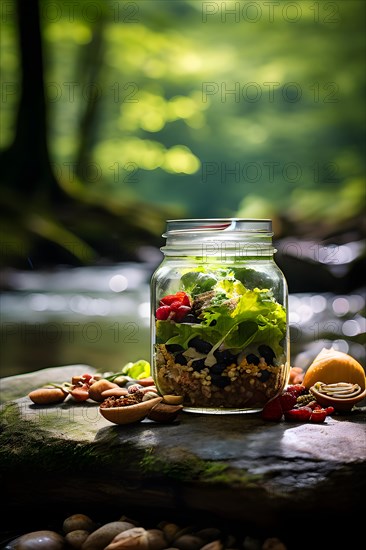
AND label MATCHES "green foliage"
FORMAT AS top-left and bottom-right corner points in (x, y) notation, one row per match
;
(1, 0), (365, 264)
